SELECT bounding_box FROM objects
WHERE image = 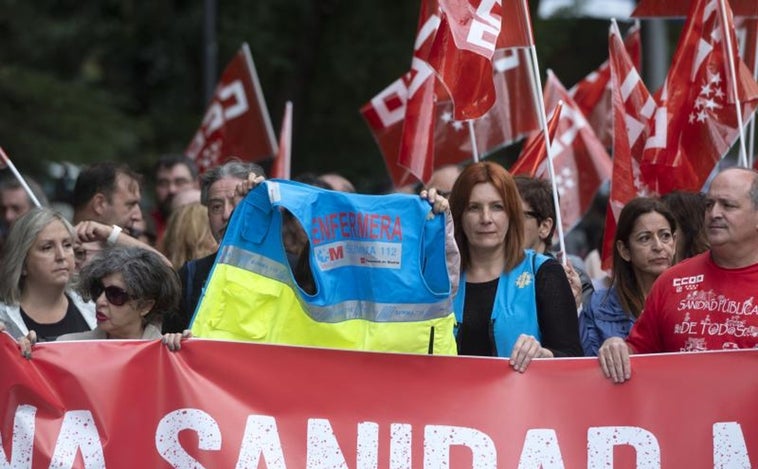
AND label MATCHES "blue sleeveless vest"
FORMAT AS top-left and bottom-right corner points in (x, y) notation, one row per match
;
(453, 250), (548, 357)
(191, 180), (458, 354)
